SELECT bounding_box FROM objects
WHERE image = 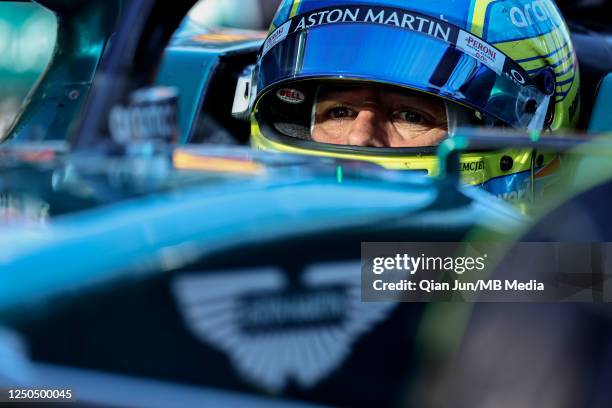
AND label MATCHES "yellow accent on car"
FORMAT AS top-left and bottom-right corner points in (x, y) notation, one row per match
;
(191, 32), (266, 43)
(173, 149), (264, 175)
